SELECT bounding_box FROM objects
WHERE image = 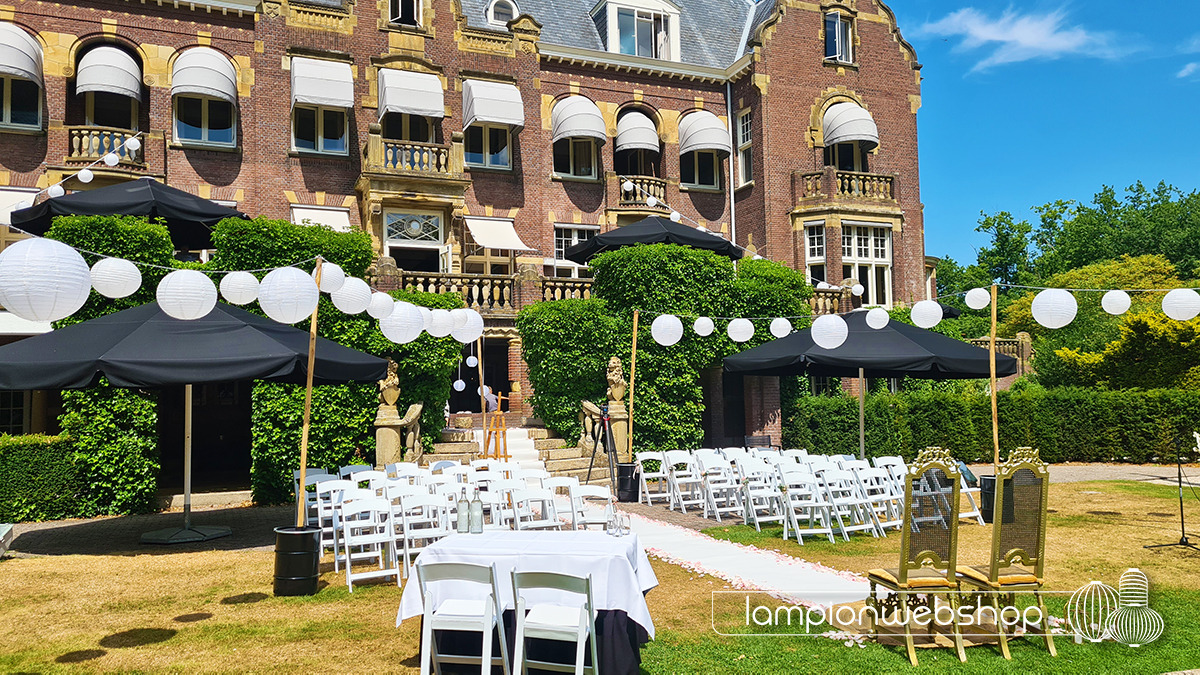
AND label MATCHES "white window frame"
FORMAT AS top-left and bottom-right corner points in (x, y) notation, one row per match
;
(464, 123), (512, 169)
(597, 0), (681, 62)
(840, 223), (891, 307)
(824, 11), (853, 64)
(390, 0), (422, 26)
(385, 210), (444, 249)
(806, 222), (824, 260)
(0, 76), (41, 130)
(553, 225), (599, 262)
(488, 0), (518, 26)
(736, 109), (752, 186)
(85, 91), (138, 131)
(552, 138), (597, 179)
(173, 95), (236, 147)
(680, 149), (720, 189)
(382, 112), (433, 143)
(824, 140), (869, 172)
(291, 104), (348, 155)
